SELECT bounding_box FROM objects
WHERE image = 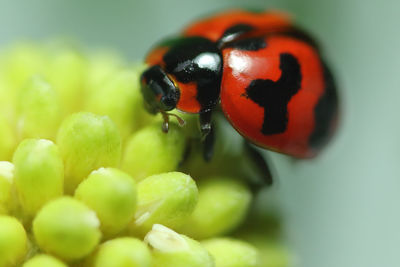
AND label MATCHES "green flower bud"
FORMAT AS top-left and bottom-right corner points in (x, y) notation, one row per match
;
(90, 237), (152, 267)
(202, 238), (259, 267)
(85, 69), (152, 141)
(85, 50), (123, 96)
(0, 161), (14, 214)
(130, 64), (160, 131)
(56, 112), (121, 194)
(122, 124), (185, 181)
(0, 115), (16, 161)
(239, 234), (290, 267)
(128, 172), (198, 237)
(145, 224), (214, 267)
(2, 43), (47, 92)
(75, 167), (137, 237)
(0, 215), (27, 267)
(33, 196), (101, 261)
(13, 139), (64, 217)
(47, 48), (87, 115)
(179, 177), (251, 239)
(23, 254), (67, 267)
(258, 241), (290, 267)
(16, 76), (62, 140)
